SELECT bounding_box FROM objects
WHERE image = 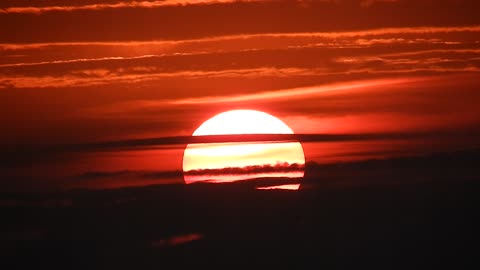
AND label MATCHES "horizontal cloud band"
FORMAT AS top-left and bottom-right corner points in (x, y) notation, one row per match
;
(3, 131), (478, 169)
(184, 162), (305, 176)
(7, 132), (475, 153)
